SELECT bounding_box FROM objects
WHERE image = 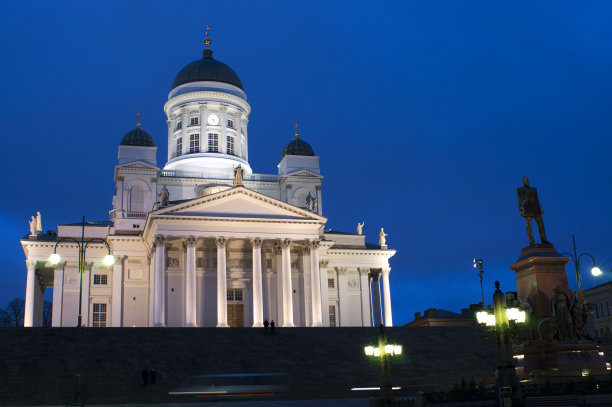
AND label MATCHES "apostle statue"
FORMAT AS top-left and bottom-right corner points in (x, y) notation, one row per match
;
(159, 186), (170, 207)
(517, 177), (548, 246)
(379, 228), (388, 247)
(36, 211), (42, 233)
(356, 221), (364, 235)
(306, 192), (318, 212)
(233, 164), (245, 186)
(29, 216), (36, 235)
